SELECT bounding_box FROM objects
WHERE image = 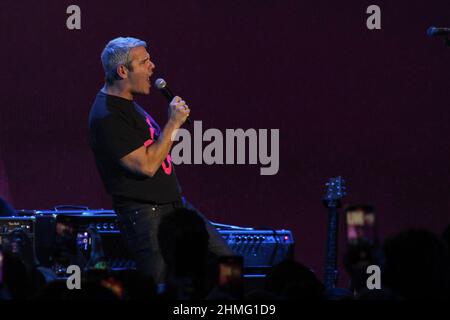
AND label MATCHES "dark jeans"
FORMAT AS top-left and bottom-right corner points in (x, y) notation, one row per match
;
(114, 198), (233, 284)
